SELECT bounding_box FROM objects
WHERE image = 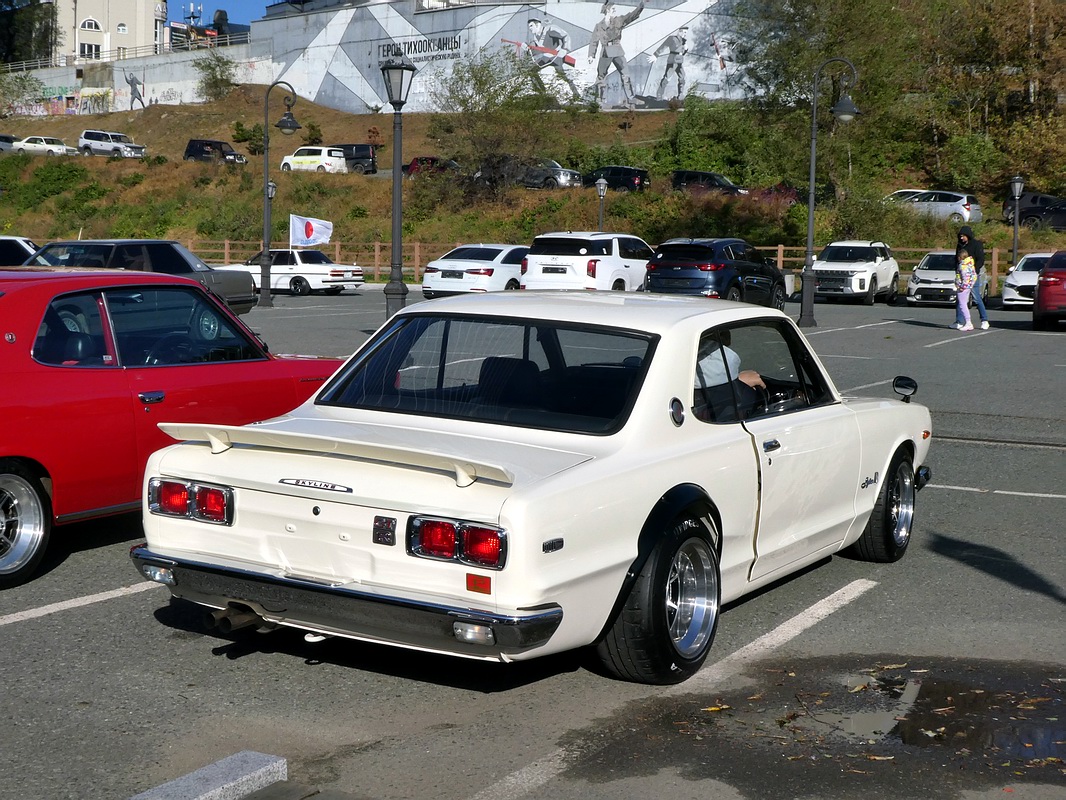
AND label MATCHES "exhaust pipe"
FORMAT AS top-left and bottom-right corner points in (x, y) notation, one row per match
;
(203, 607), (262, 634)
